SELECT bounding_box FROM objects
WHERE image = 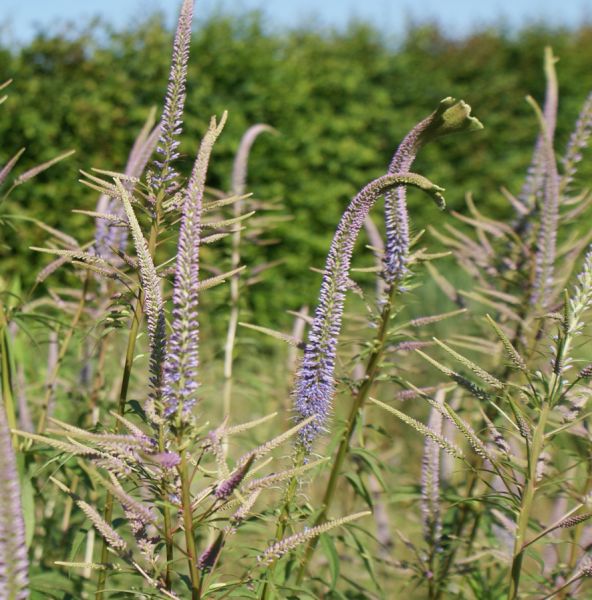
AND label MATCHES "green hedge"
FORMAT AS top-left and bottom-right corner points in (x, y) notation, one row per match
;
(1, 15), (592, 323)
